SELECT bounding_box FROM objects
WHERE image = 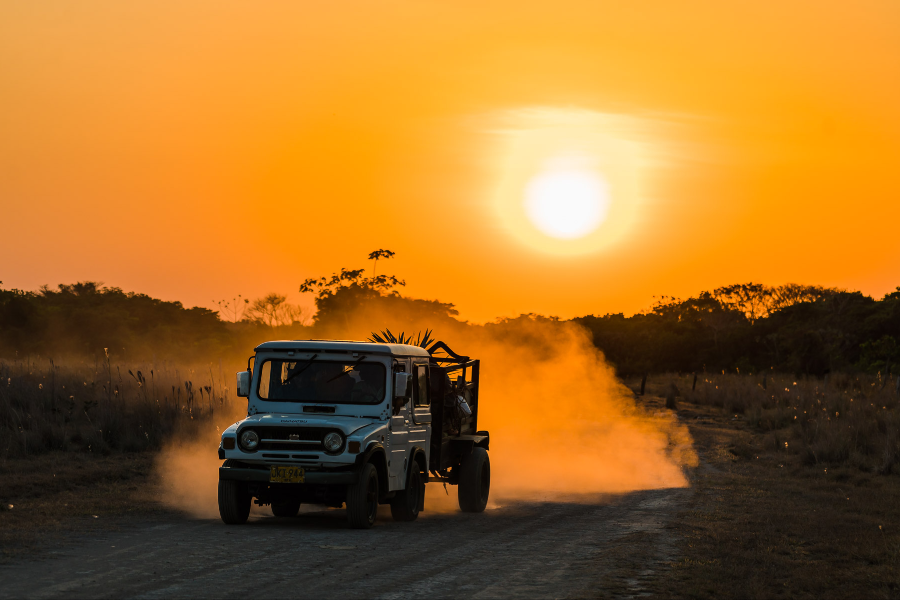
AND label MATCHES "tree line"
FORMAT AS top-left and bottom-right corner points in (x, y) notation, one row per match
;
(1, 271), (898, 377)
(575, 283), (900, 377)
